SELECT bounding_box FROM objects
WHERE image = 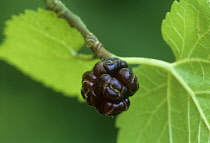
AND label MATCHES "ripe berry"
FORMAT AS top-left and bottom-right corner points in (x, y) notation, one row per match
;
(81, 58), (139, 116)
